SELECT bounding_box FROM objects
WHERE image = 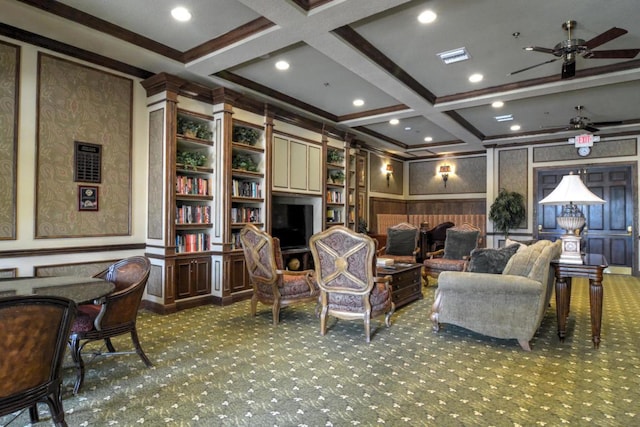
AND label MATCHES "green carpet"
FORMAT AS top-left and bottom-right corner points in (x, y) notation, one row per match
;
(3, 275), (639, 426)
